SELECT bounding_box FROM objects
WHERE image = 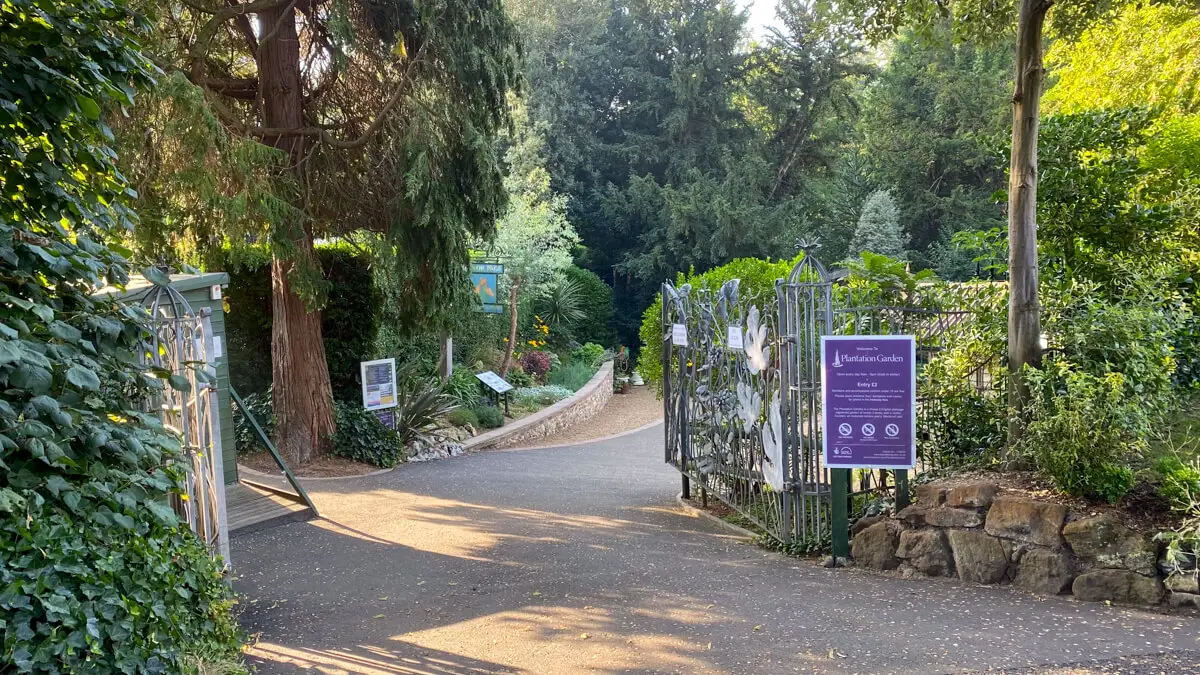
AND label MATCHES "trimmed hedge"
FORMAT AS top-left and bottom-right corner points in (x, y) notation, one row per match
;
(218, 244), (379, 401)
